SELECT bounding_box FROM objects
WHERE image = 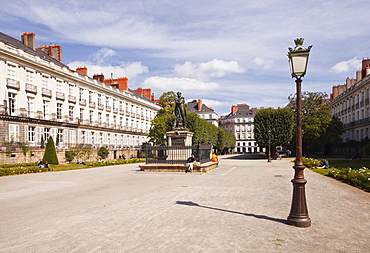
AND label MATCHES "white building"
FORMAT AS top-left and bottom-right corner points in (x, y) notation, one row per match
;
(330, 58), (370, 142)
(219, 104), (262, 153)
(187, 99), (219, 126)
(0, 32), (160, 156)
